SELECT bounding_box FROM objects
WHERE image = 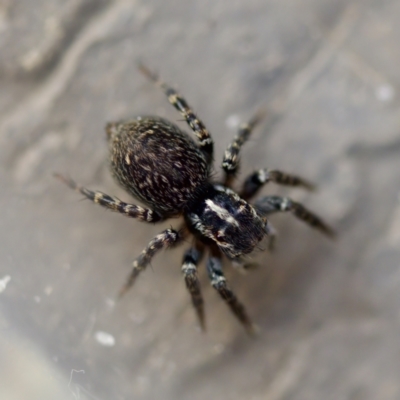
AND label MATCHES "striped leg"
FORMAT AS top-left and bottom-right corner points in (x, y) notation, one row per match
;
(207, 253), (256, 334)
(119, 228), (185, 297)
(55, 174), (164, 223)
(139, 64), (214, 164)
(254, 195), (335, 238)
(182, 244), (205, 330)
(222, 111), (265, 187)
(241, 169), (315, 200)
